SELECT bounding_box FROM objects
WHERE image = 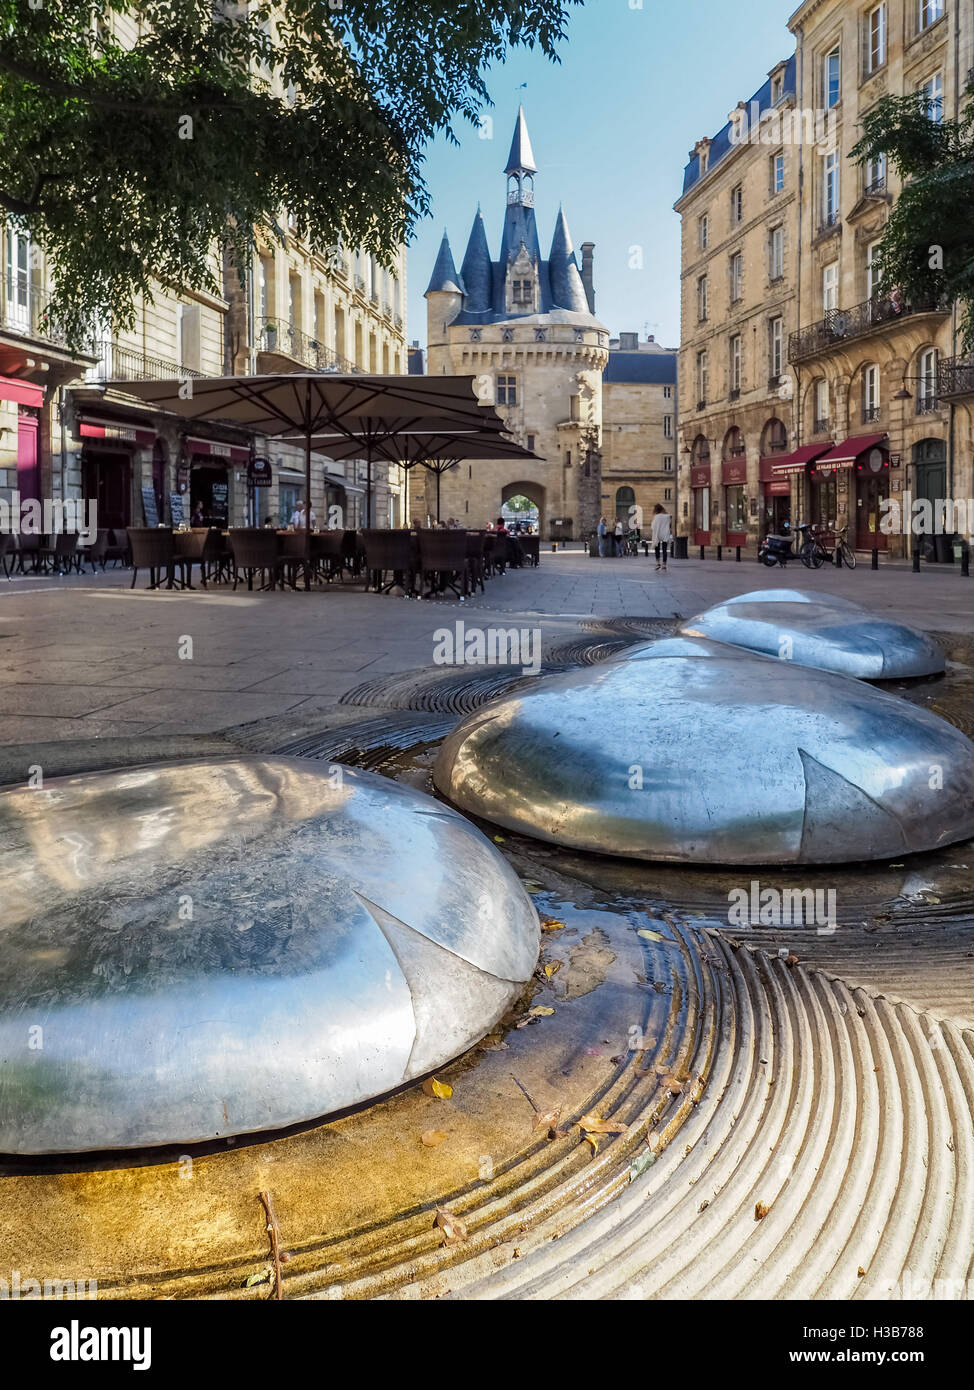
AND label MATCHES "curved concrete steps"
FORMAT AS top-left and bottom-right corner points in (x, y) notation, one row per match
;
(359, 928), (974, 1301)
